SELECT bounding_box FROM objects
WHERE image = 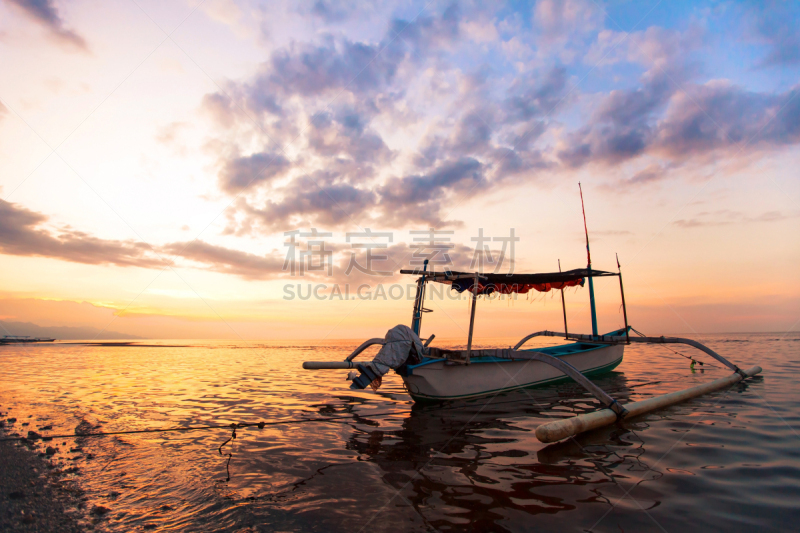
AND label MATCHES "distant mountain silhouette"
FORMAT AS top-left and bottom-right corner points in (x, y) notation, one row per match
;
(0, 321), (141, 340)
